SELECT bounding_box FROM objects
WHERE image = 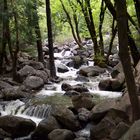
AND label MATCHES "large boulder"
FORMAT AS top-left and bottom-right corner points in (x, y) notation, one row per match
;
(90, 99), (118, 121)
(120, 119), (140, 140)
(90, 117), (116, 140)
(51, 105), (81, 131)
(48, 129), (76, 140)
(79, 66), (105, 77)
(23, 76), (44, 90)
(1, 88), (30, 100)
(72, 94), (95, 110)
(32, 116), (61, 140)
(0, 115), (36, 138)
(69, 56), (87, 69)
(110, 122), (129, 140)
(17, 65), (36, 82)
(21, 60), (44, 70)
